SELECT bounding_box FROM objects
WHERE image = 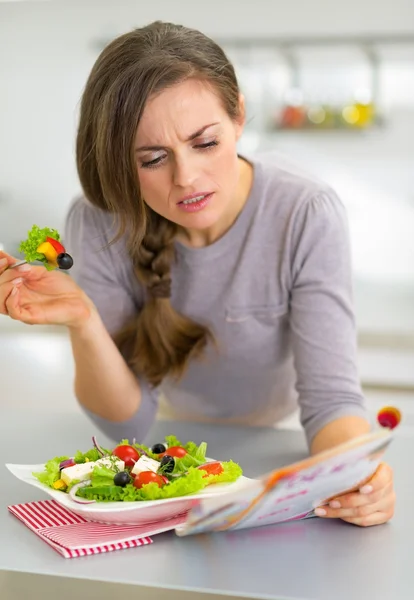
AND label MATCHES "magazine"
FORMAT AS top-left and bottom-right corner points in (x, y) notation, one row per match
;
(175, 427), (393, 536)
